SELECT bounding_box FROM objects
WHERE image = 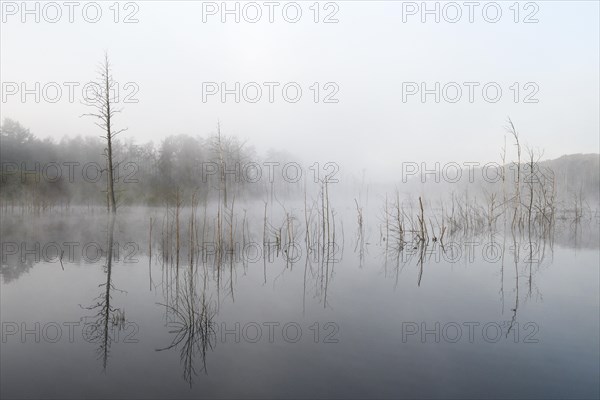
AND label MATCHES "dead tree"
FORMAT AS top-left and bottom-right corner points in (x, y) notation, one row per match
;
(506, 118), (521, 229)
(82, 53), (127, 214)
(216, 122), (227, 207)
(525, 148), (539, 235)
